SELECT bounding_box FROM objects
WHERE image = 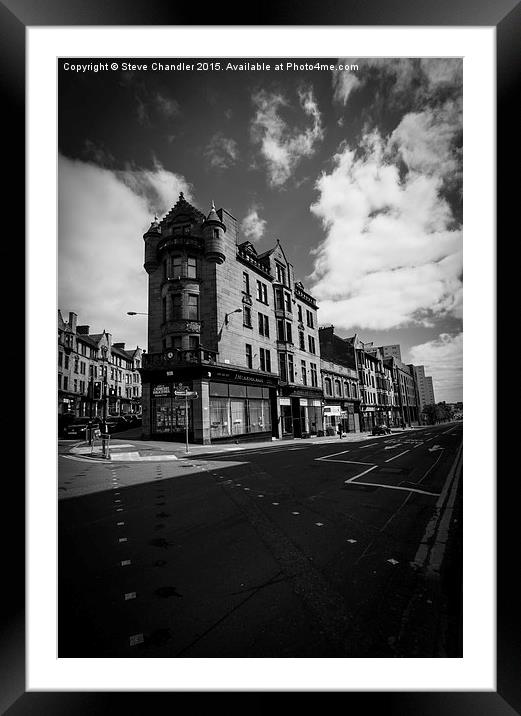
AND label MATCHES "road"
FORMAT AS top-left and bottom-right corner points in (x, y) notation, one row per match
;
(58, 423), (462, 657)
